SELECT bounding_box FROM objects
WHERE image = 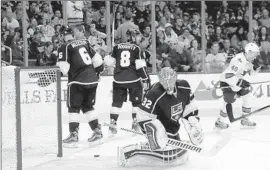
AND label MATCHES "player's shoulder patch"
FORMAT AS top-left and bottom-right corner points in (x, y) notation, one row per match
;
(176, 79), (191, 90)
